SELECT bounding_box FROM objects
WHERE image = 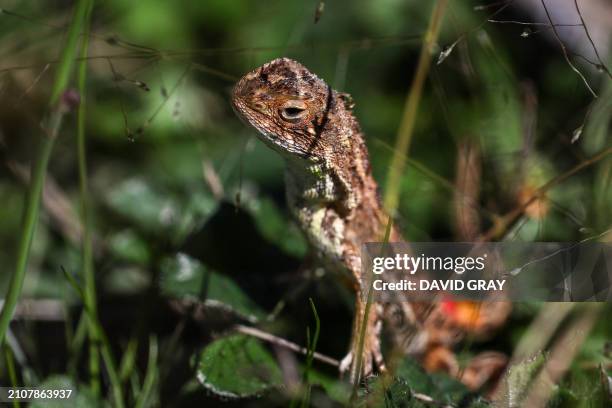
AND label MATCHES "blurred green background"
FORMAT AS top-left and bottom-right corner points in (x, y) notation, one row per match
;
(0, 0), (610, 406)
